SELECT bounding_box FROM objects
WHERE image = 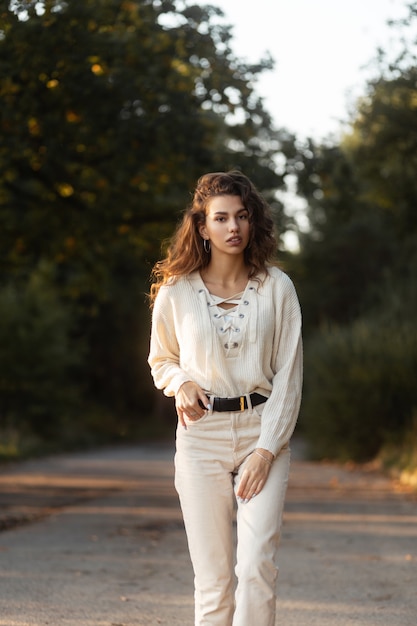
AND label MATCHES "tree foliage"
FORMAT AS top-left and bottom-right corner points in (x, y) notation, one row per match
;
(286, 2), (417, 328)
(1, 0), (285, 290)
(0, 0), (289, 444)
(302, 317), (417, 462)
(0, 264), (82, 440)
(285, 2), (417, 461)
(284, 142), (394, 330)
